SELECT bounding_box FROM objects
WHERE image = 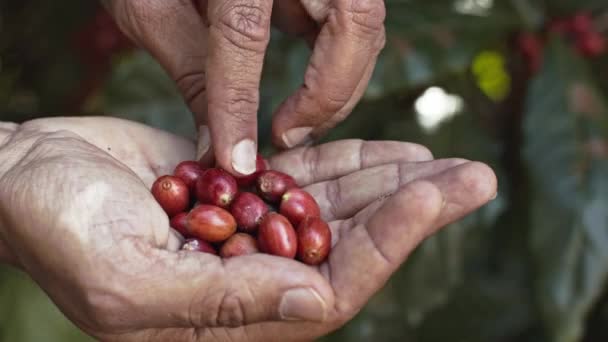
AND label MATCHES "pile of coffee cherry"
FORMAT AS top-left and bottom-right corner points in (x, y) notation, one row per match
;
(518, 12), (606, 74)
(151, 156), (331, 265)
